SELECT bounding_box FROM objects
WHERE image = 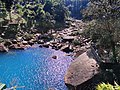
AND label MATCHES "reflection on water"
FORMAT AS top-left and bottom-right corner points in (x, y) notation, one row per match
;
(0, 46), (73, 90)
